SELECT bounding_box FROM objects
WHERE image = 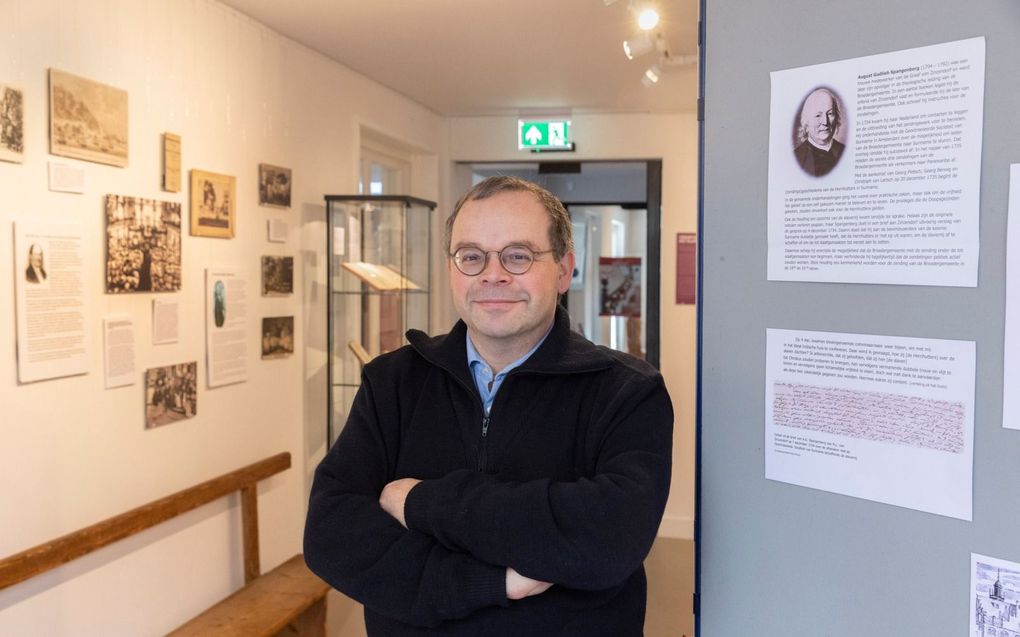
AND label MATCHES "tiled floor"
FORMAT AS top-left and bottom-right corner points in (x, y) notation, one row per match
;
(325, 536), (696, 636)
